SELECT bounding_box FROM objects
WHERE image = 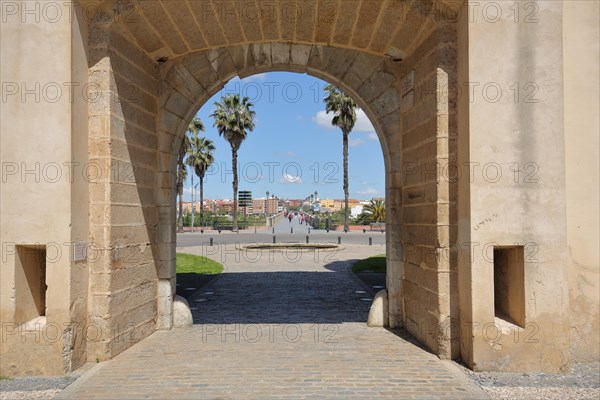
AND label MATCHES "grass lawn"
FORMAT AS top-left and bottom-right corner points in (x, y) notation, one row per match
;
(352, 254), (386, 273)
(176, 253), (224, 275)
